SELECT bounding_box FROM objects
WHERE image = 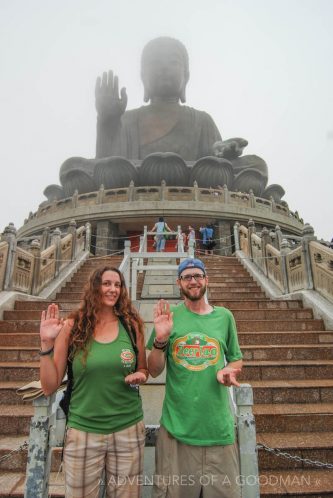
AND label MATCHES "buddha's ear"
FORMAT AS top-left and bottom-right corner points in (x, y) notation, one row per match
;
(180, 70), (189, 103)
(143, 87), (150, 103)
